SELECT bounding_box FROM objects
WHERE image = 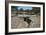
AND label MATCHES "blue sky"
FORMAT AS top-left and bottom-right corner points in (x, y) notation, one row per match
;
(17, 6), (32, 10)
